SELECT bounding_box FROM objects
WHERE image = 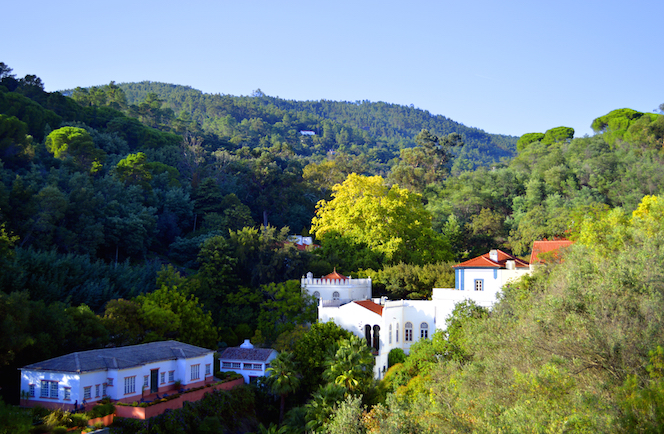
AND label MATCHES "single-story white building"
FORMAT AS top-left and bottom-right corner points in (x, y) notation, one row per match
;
(20, 340), (215, 410)
(218, 340), (278, 383)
